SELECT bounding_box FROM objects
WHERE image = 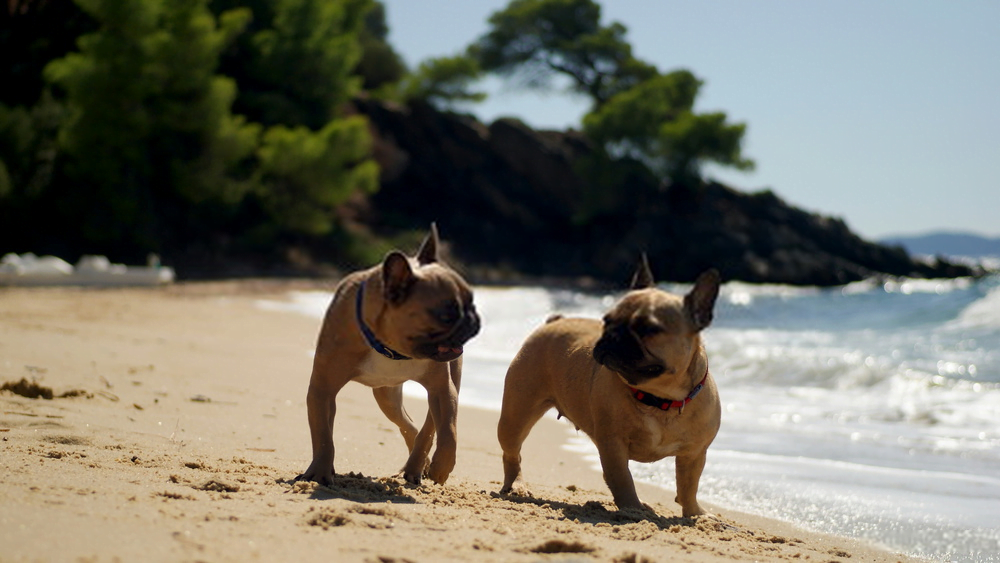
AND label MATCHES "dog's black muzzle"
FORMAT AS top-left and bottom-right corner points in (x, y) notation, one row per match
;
(415, 305), (481, 362)
(593, 324), (663, 384)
